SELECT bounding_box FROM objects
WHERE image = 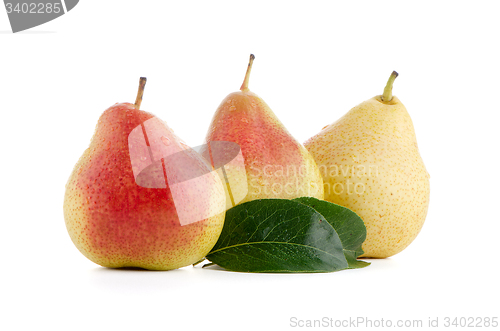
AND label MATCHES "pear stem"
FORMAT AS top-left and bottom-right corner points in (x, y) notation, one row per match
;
(240, 54), (255, 91)
(134, 77), (147, 109)
(381, 71), (399, 102)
